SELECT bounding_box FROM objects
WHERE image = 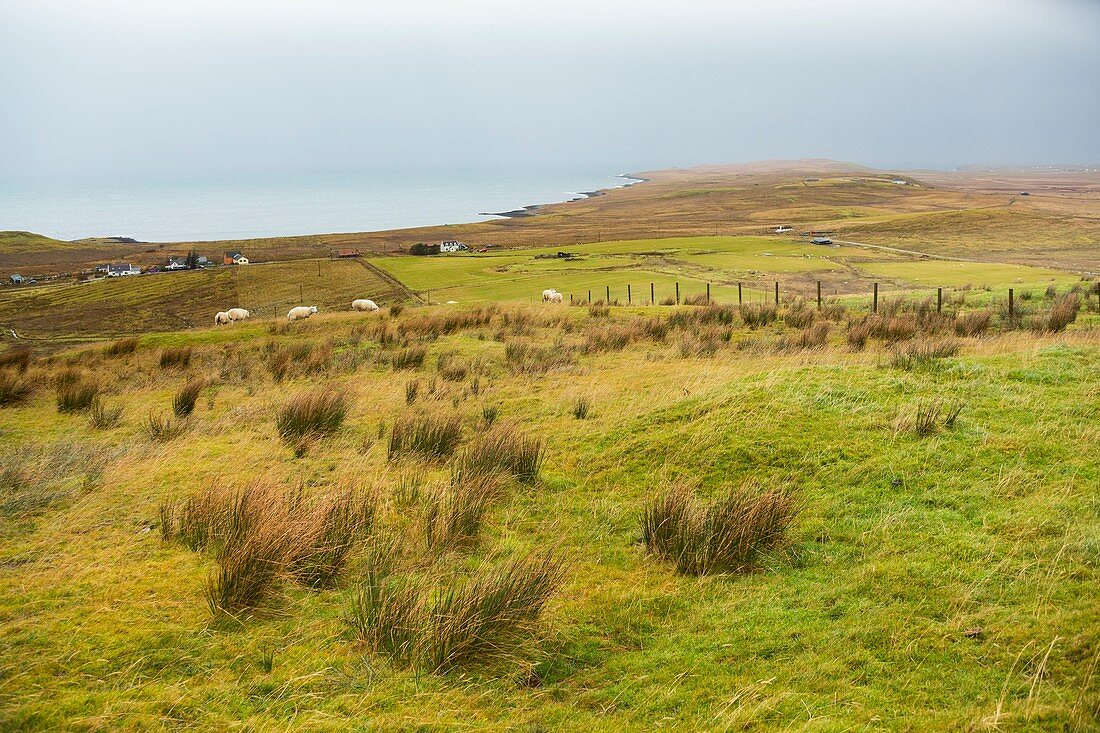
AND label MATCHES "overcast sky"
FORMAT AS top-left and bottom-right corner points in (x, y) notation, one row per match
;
(1, 0), (1098, 183)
